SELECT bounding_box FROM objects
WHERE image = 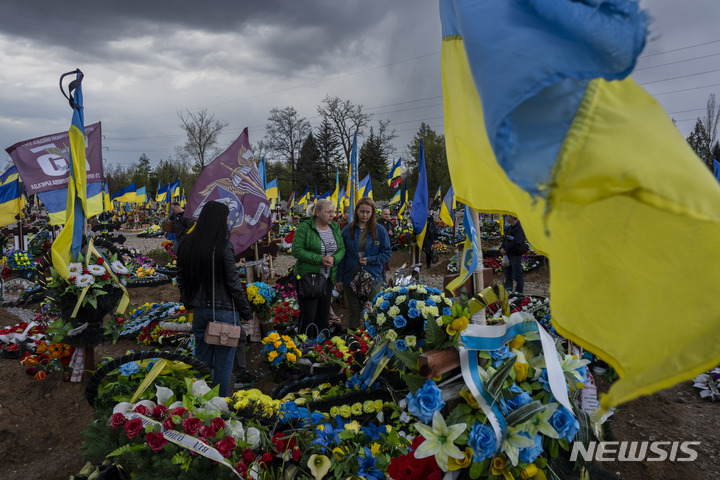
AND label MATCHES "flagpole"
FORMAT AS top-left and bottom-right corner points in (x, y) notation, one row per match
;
(469, 208), (486, 324)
